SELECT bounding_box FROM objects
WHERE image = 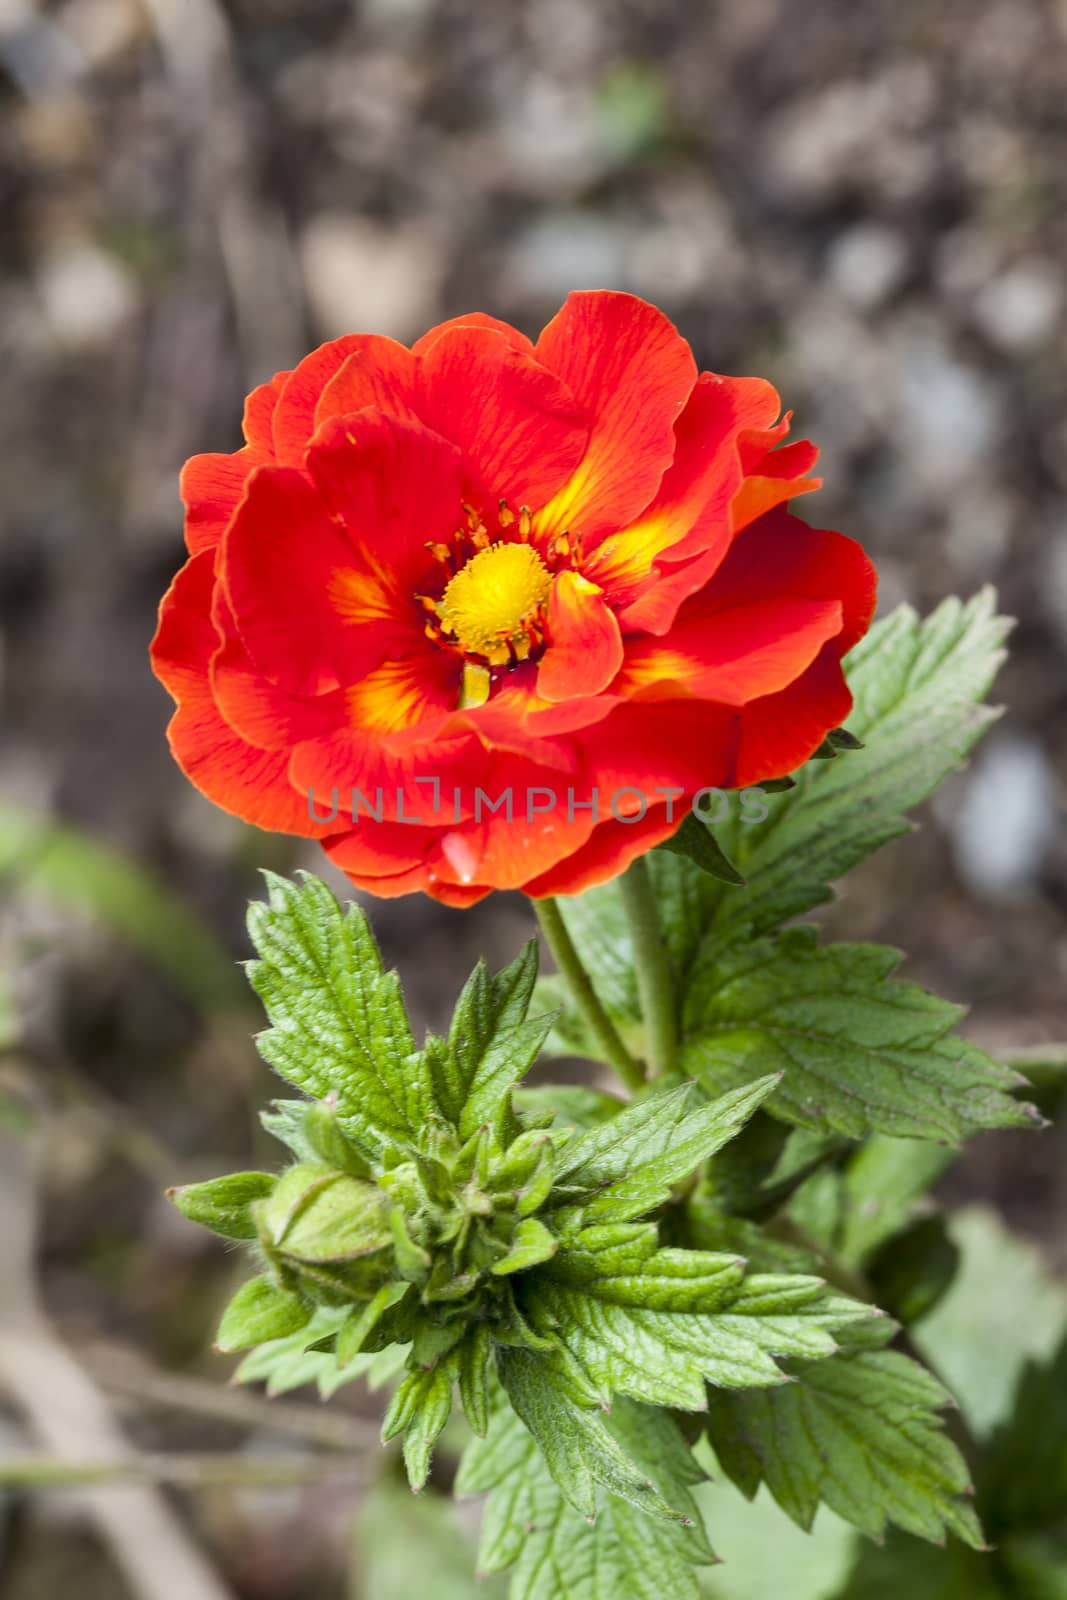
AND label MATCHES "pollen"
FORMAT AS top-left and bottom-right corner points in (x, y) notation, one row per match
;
(438, 542), (552, 665)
